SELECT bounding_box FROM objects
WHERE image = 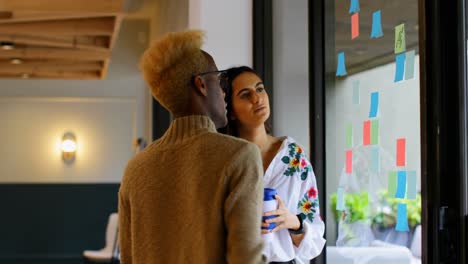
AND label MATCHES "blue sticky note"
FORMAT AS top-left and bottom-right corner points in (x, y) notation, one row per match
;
(352, 80), (360, 105)
(371, 146), (380, 173)
(370, 10), (383, 38)
(336, 52), (347, 76)
(405, 50), (416, 80)
(337, 187), (345, 211)
(369, 92), (379, 118)
(406, 171), (417, 199)
(349, 0), (360, 14)
(396, 203), (410, 232)
(395, 171), (407, 198)
(394, 53), (406, 82)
